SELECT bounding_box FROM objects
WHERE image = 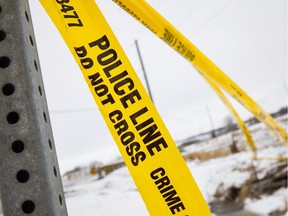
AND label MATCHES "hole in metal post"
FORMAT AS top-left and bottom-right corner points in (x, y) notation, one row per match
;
(7, 112), (19, 124)
(17, 170), (30, 183)
(29, 35), (34, 46)
(48, 139), (53, 150)
(22, 200), (35, 214)
(53, 166), (57, 178)
(59, 194), (63, 206)
(34, 60), (38, 71)
(0, 56), (10, 68)
(2, 83), (15, 96)
(0, 30), (6, 41)
(38, 86), (42, 96)
(25, 11), (29, 22)
(43, 112), (47, 123)
(12, 140), (25, 153)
